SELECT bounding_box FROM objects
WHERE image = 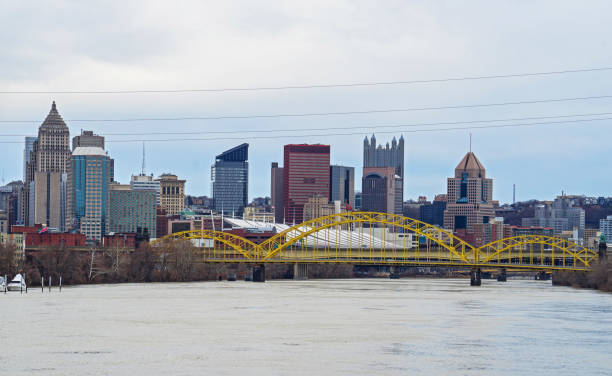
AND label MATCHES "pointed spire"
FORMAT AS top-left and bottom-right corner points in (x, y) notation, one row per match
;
(40, 101), (67, 130)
